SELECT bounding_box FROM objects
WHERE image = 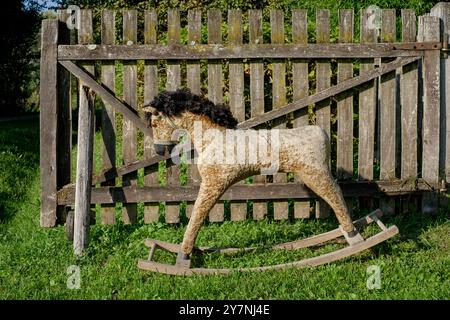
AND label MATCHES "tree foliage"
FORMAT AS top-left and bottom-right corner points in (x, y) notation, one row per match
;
(0, 0), (40, 116)
(56, 0), (442, 48)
